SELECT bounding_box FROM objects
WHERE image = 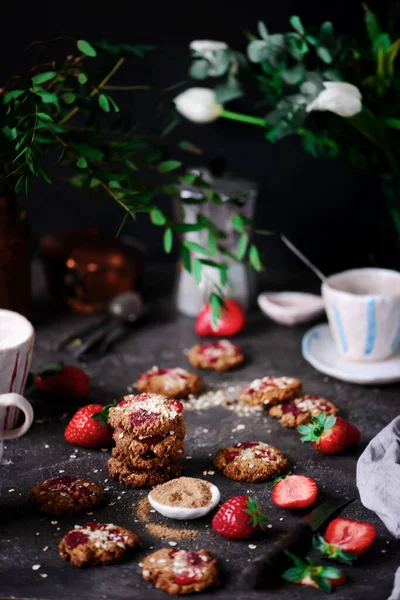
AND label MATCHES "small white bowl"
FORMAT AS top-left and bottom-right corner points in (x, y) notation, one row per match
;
(148, 481), (221, 520)
(258, 291), (325, 326)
